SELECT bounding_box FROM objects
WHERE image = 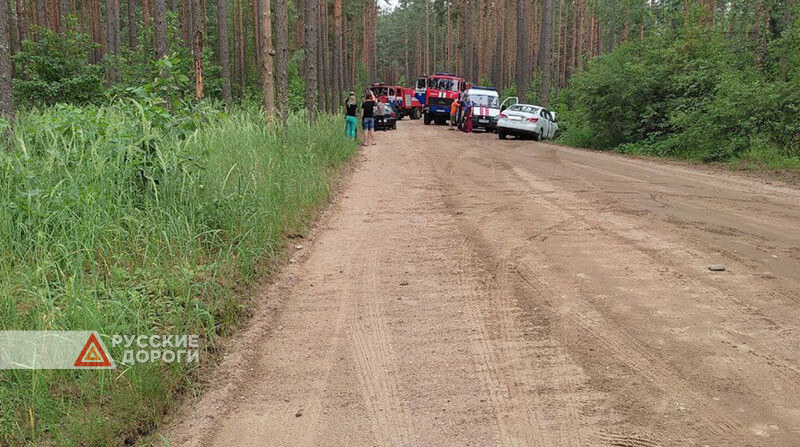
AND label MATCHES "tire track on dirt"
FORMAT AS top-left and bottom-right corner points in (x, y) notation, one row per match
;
(432, 157), (602, 446)
(346, 239), (412, 446)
